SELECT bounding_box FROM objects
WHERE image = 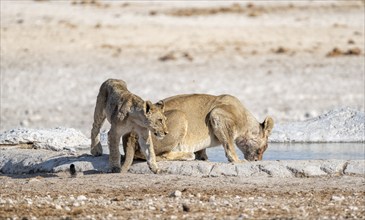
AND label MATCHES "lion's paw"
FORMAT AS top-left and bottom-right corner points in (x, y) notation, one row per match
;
(91, 143), (103, 156)
(149, 164), (160, 174)
(110, 166), (121, 173)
